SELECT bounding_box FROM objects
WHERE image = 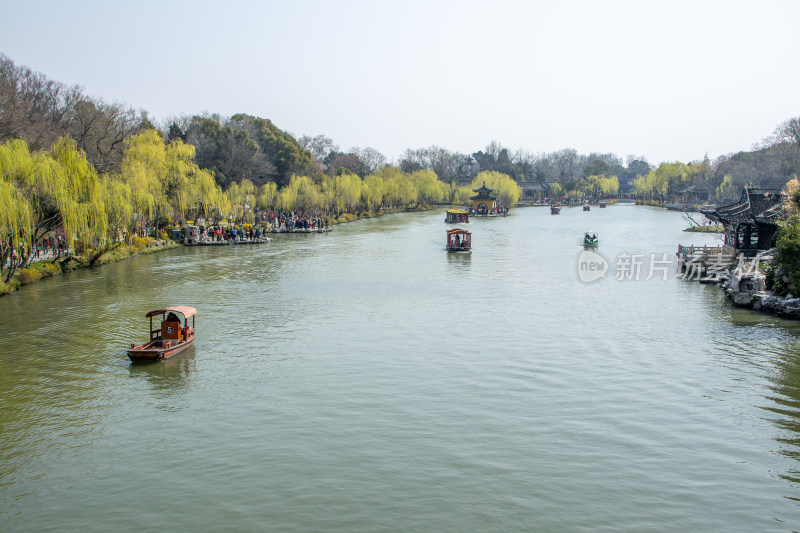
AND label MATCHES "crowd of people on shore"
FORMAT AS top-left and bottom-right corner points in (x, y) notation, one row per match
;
(197, 224), (269, 243)
(259, 209), (328, 231)
(4, 209), (333, 270)
(3, 235), (70, 270)
(194, 210), (329, 243)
